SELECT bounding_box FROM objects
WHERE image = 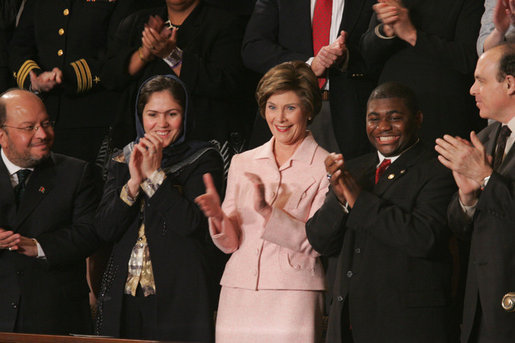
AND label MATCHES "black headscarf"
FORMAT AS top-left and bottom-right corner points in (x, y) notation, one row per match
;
(124, 74), (210, 168)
